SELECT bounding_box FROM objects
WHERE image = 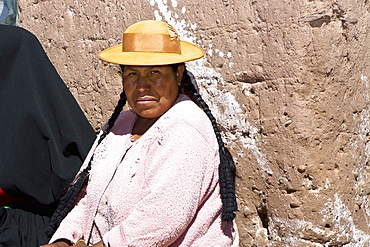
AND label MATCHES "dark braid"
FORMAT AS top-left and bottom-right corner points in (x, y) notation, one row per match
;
(106, 91), (127, 133)
(46, 91), (127, 237)
(181, 67), (237, 221)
